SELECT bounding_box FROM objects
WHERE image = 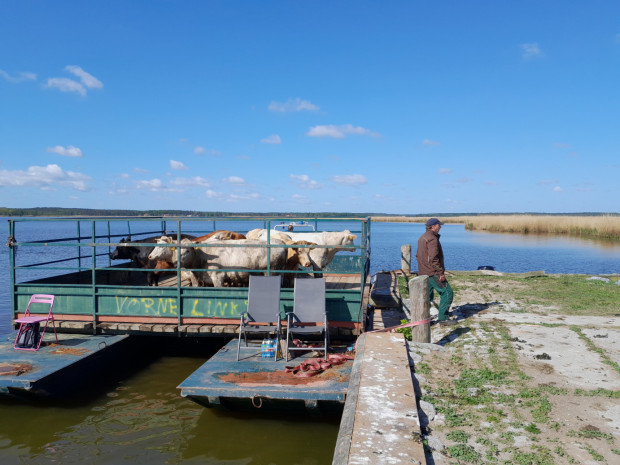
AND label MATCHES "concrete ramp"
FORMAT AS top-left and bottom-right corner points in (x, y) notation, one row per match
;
(333, 332), (426, 464)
